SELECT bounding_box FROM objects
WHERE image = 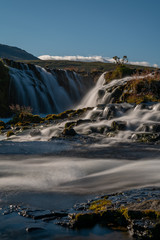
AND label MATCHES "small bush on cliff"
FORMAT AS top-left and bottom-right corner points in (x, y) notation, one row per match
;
(105, 56), (135, 83)
(105, 65), (135, 83)
(8, 105), (43, 125)
(9, 104), (32, 115)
